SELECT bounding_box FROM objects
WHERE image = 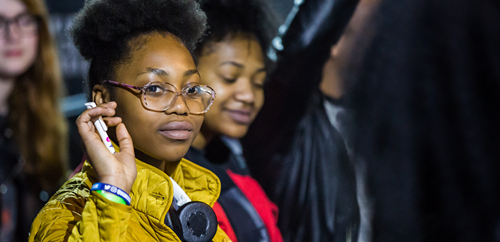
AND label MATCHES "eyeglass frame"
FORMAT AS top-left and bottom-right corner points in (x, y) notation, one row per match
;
(0, 13), (40, 38)
(103, 80), (216, 114)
